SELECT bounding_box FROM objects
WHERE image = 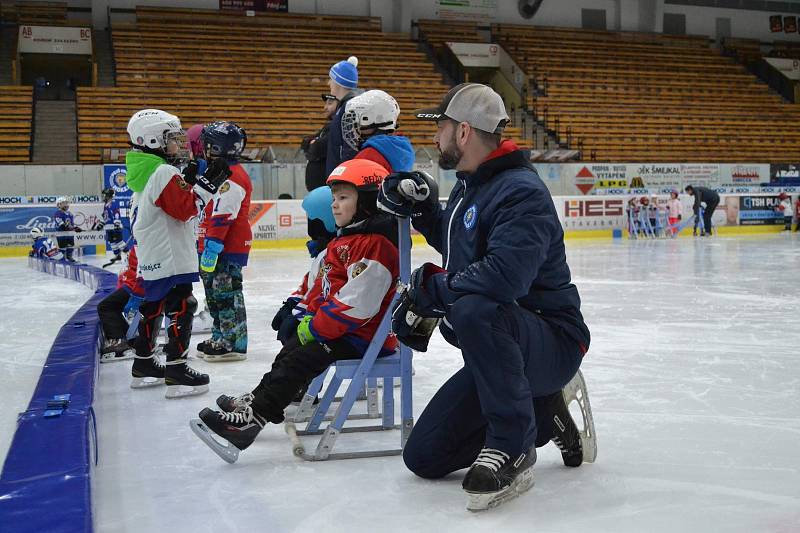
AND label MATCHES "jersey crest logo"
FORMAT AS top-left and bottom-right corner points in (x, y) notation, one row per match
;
(463, 204), (478, 230)
(336, 244), (350, 264)
(350, 261), (367, 278)
(219, 181), (230, 194)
